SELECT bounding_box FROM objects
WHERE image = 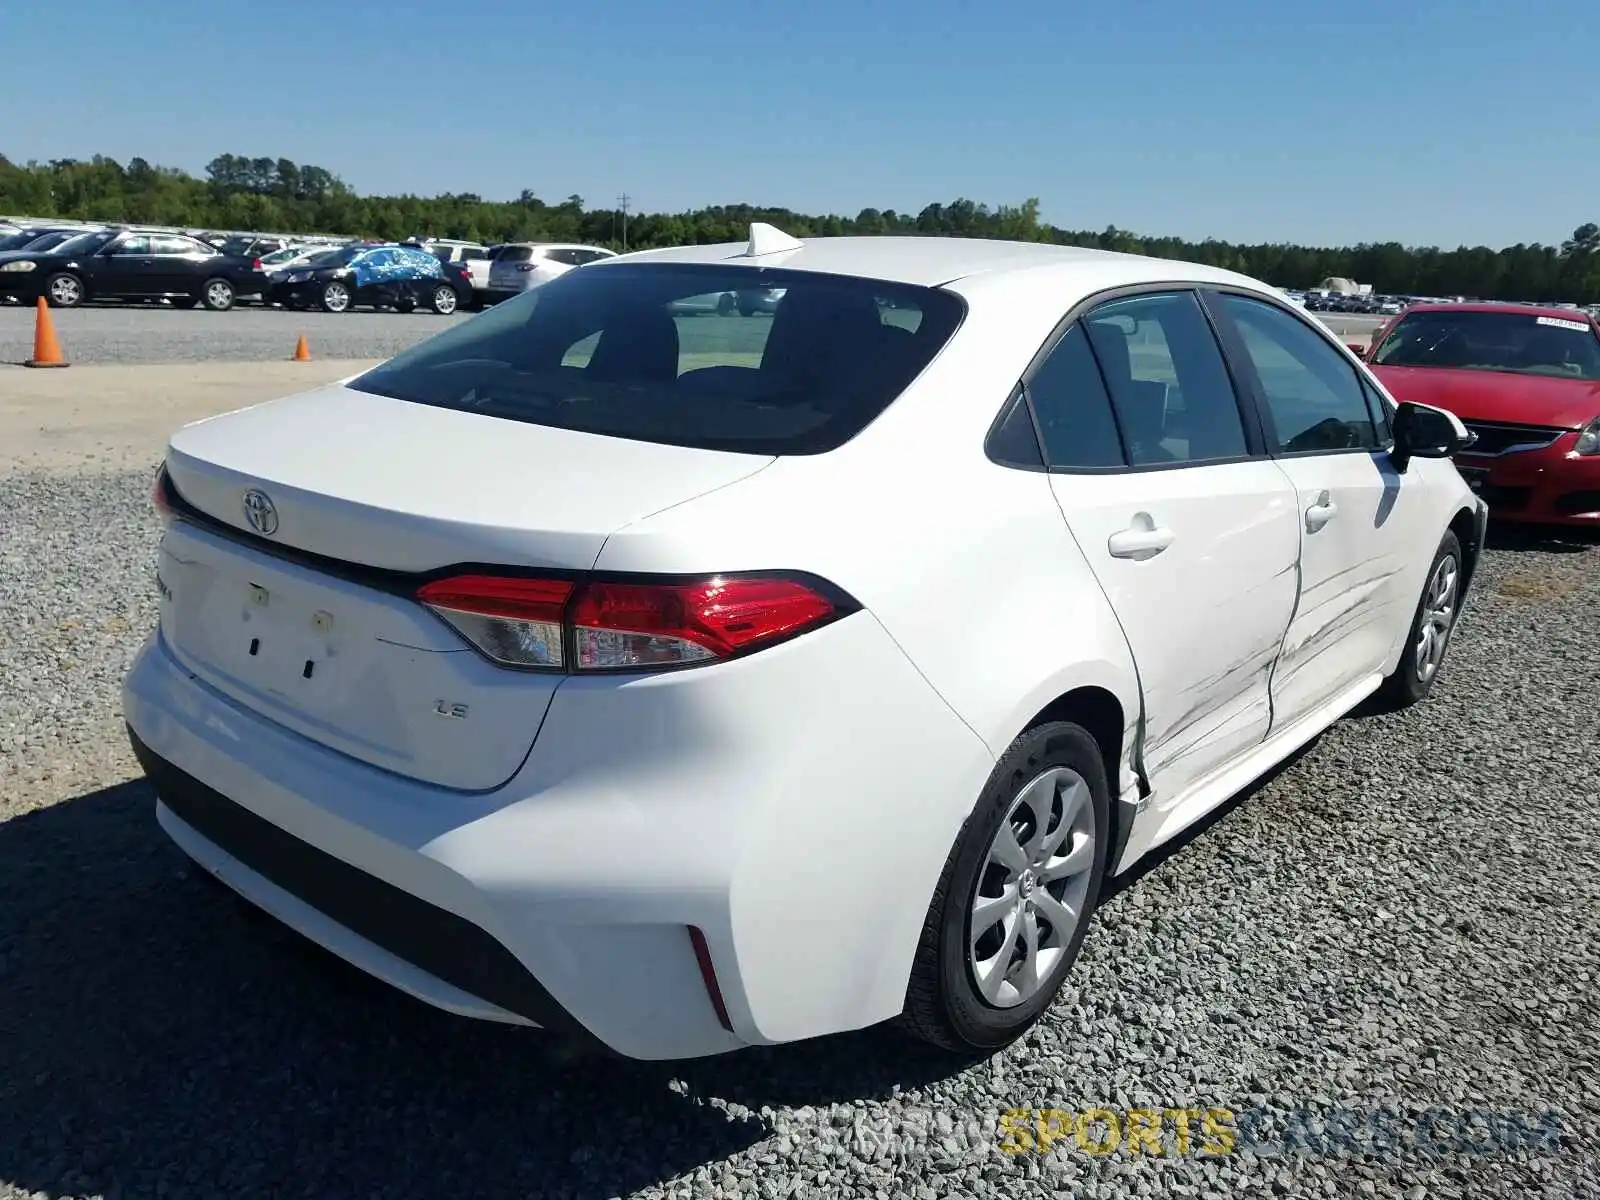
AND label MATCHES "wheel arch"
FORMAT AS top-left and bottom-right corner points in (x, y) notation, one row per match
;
(1447, 504), (1481, 598)
(1018, 684), (1143, 879)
